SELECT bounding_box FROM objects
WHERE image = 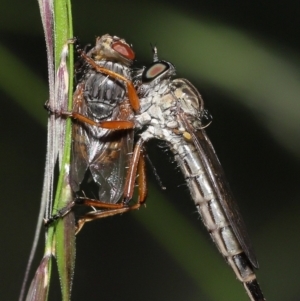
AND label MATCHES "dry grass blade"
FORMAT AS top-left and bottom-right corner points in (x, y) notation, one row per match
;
(19, 1), (74, 301)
